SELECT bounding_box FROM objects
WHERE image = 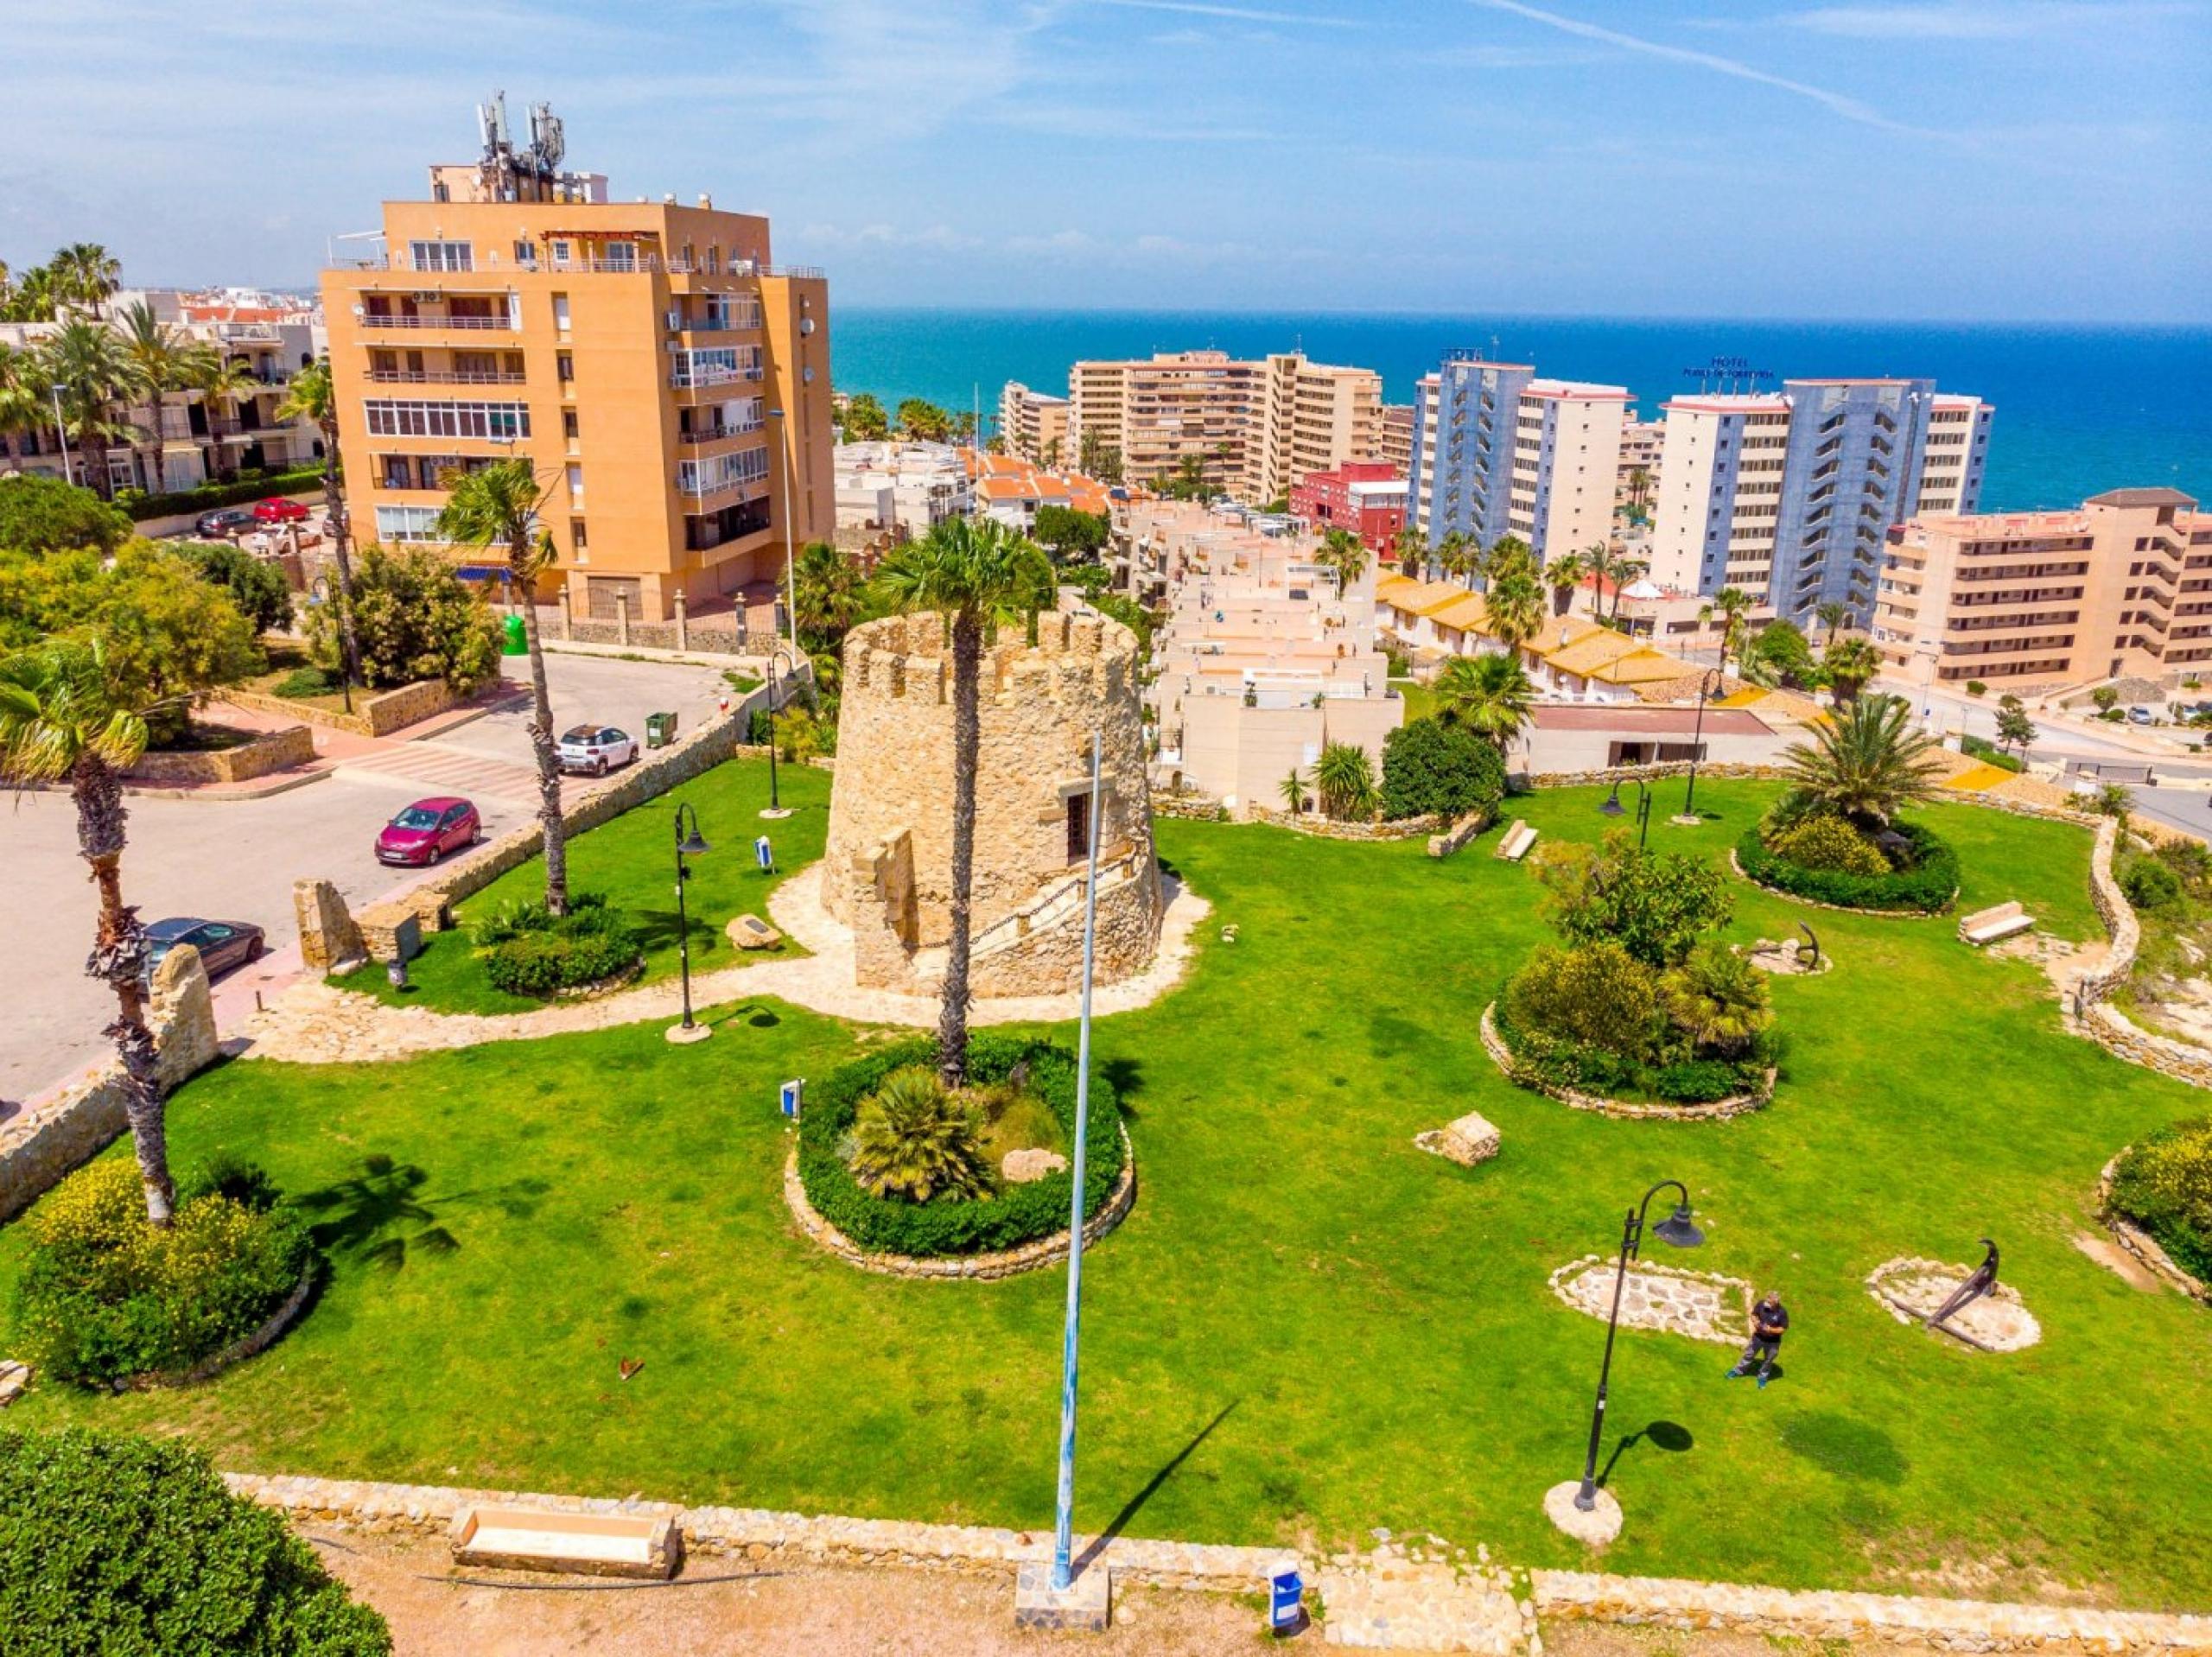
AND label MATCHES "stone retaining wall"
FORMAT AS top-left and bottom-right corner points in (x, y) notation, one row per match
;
(782, 1129), (1136, 1280)
(1521, 762), (1789, 790)
(1428, 806), (1501, 858)
(128, 723), (315, 785)
(1479, 1005), (1770, 1122)
(227, 677), (458, 740)
(2098, 1154), (2211, 1302)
